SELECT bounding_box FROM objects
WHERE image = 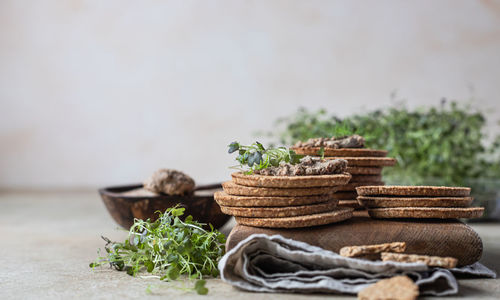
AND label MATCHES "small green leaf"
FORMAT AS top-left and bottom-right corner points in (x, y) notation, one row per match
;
(171, 207), (185, 217)
(318, 147), (325, 159)
(125, 266), (135, 276)
(166, 265), (180, 280)
(145, 260), (154, 273)
(228, 142), (239, 153)
(195, 280), (208, 295)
